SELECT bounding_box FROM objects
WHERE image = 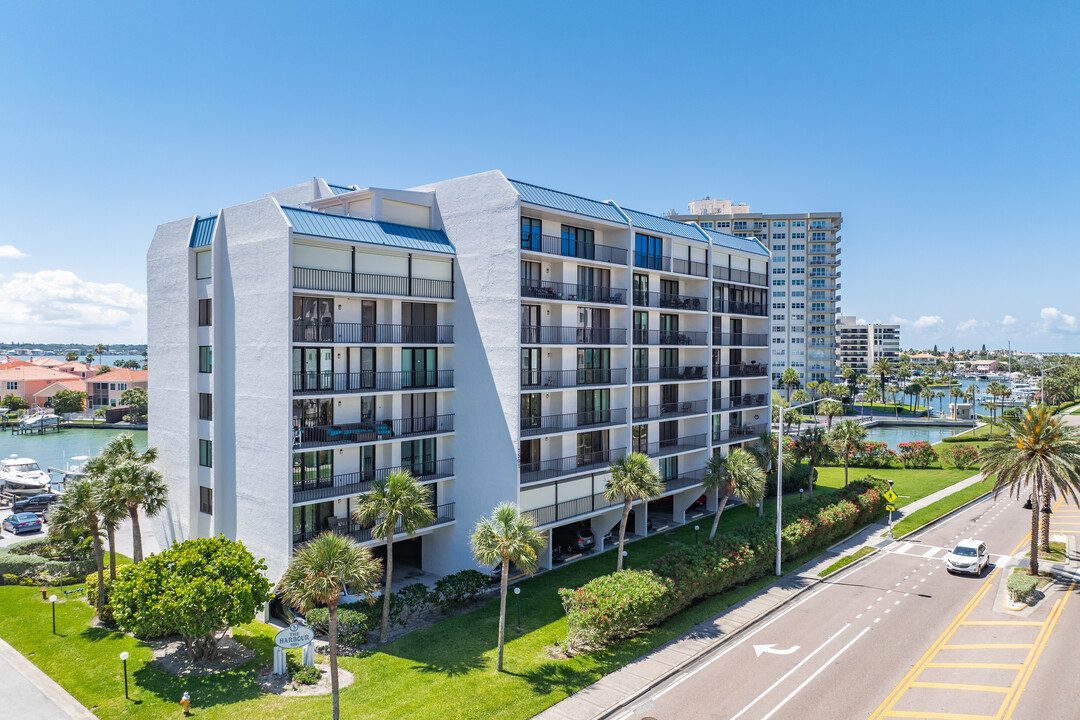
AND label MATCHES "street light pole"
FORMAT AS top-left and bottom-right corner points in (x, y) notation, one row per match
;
(773, 398), (820, 576)
(49, 594), (57, 635)
(119, 651), (130, 699)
